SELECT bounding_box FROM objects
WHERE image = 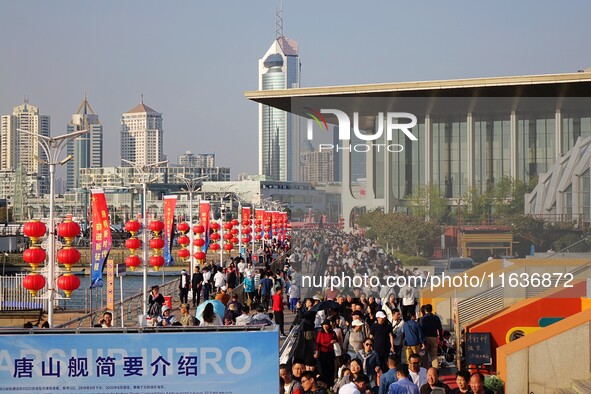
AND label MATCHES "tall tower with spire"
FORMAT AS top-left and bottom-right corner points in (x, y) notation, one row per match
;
(66, 94), (103, 190)
(258, 4), (301, 181)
